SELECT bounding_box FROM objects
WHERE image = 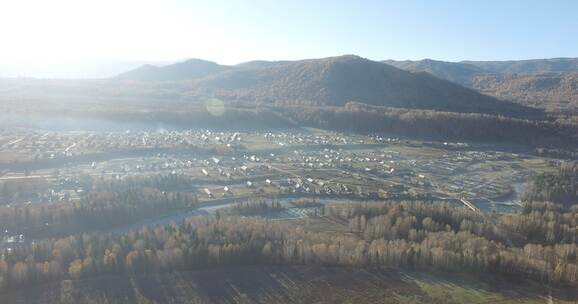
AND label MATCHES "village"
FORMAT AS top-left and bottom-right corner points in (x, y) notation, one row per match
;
(0, 127), (559, 216)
